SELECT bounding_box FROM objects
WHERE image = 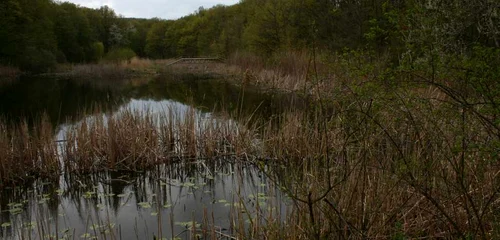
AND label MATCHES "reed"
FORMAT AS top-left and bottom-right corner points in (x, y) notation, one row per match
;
(252, 81), (500, 238)
(1, 55), (499, 238)
(0, 115), (59, 187)
(54, 57), (175, 85)
(62, 106), (256, 175)
(69, 63), (129, 80)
